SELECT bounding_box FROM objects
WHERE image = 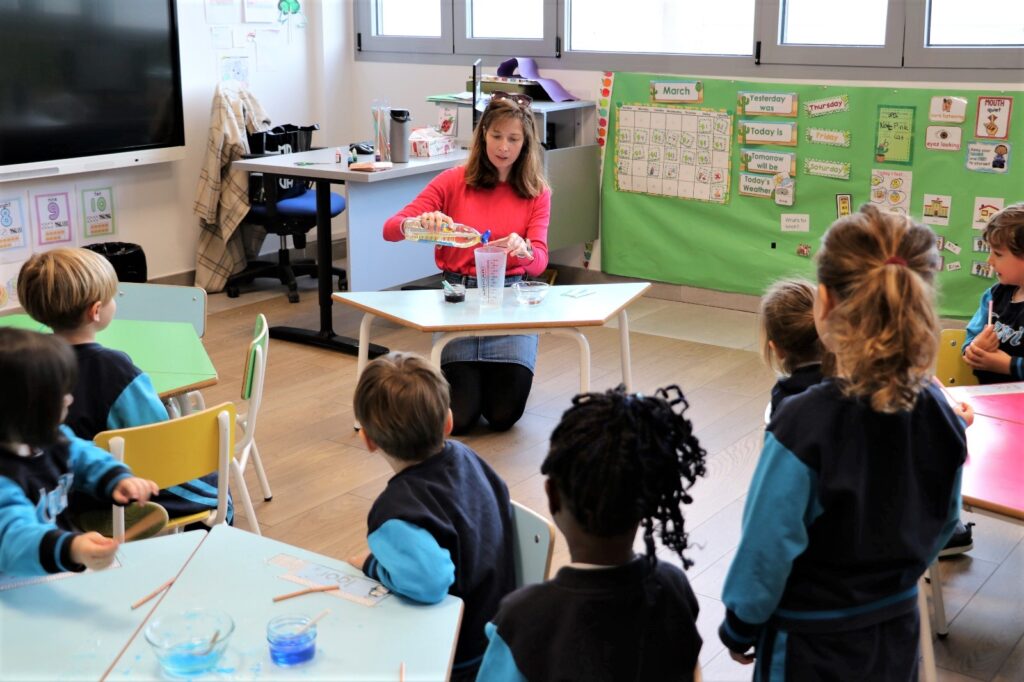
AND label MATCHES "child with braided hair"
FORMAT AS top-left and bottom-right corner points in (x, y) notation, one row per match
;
(477, 384), (708, 682)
